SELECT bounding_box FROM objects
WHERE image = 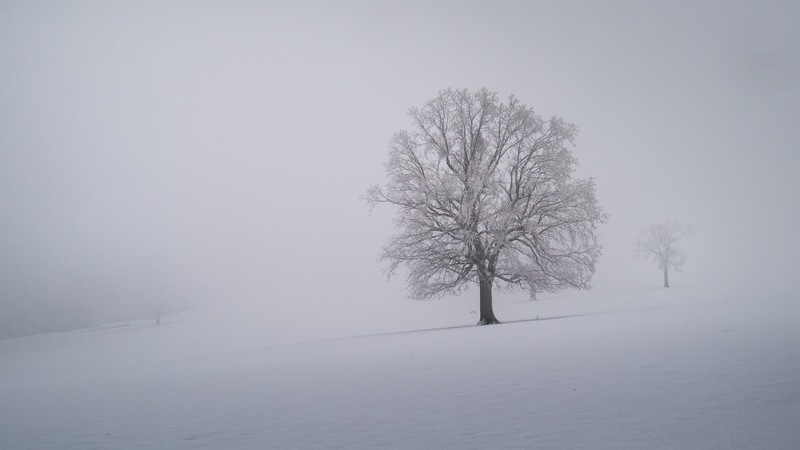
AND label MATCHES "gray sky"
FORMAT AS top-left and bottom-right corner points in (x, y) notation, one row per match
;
(1, 0), (798, 337)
